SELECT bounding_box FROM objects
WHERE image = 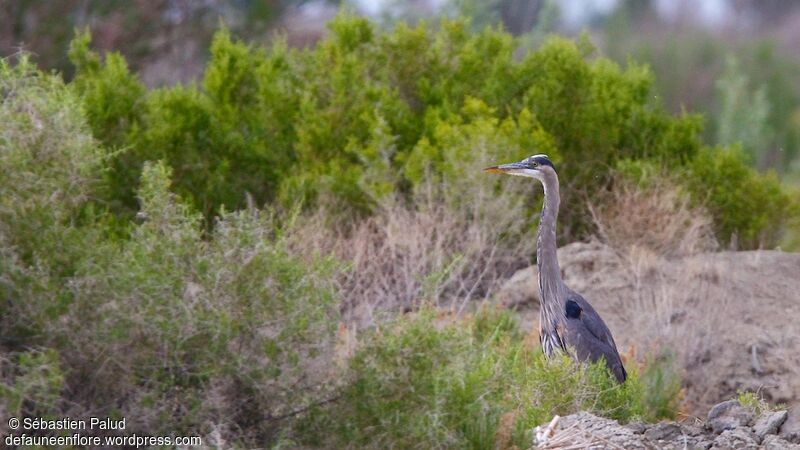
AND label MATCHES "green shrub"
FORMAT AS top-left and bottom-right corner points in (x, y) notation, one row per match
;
(67, 13), (793, 248)
(69, 30), (146, 214)
(0, 54), (106, 345)
(0, 54), (104, 270)
(0, 57), (341, 443)
(615, 154), (791, 249)
(39, 161), (339, 443)
(1, 162), (340, 446)
(686, 147), (790, 248)
(736, 389), (783, 416)
(637, 352), (683, 421)
(297, 307), (679, 449)
(716, 55), (771, 165)
(0, 349), (64, 426)
(69, 28), (299, 219)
